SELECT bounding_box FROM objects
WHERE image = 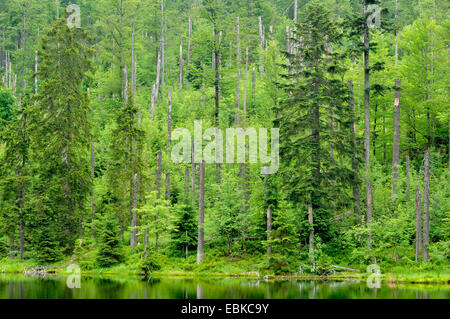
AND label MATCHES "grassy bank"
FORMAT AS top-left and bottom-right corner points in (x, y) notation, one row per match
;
(1, 256), (449, 284)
